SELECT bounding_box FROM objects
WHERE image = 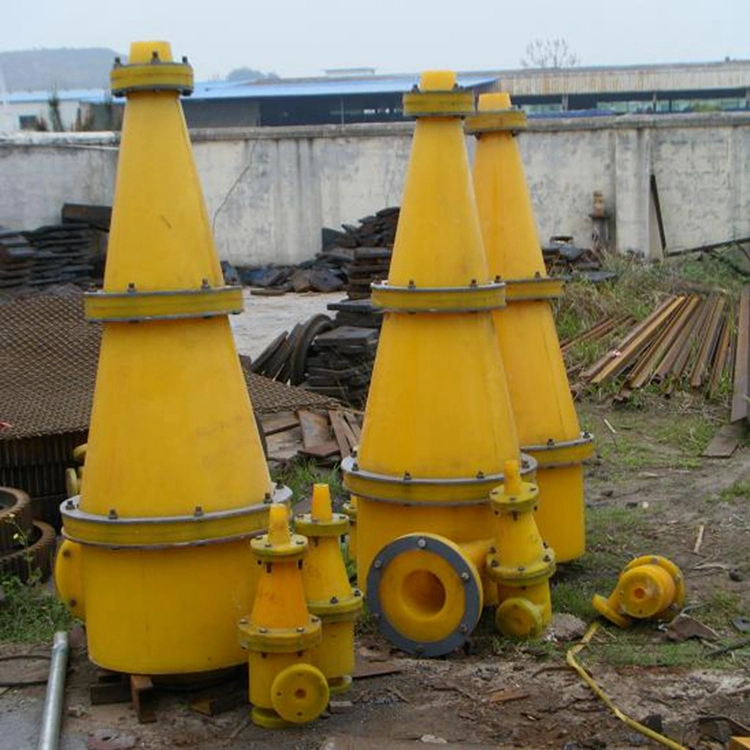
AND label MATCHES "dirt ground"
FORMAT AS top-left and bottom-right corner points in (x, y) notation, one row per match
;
(1, 294), (748, 750)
